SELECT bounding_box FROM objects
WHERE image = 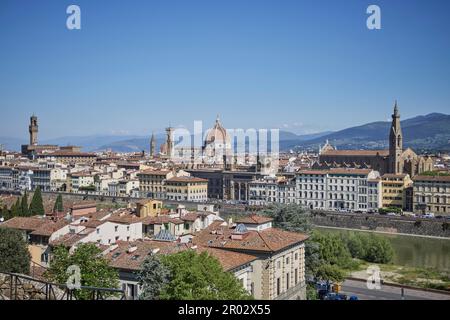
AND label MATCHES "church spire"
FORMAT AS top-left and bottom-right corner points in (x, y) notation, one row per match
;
(389, 100), (403, 174)
(150, 131), (156, 158)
